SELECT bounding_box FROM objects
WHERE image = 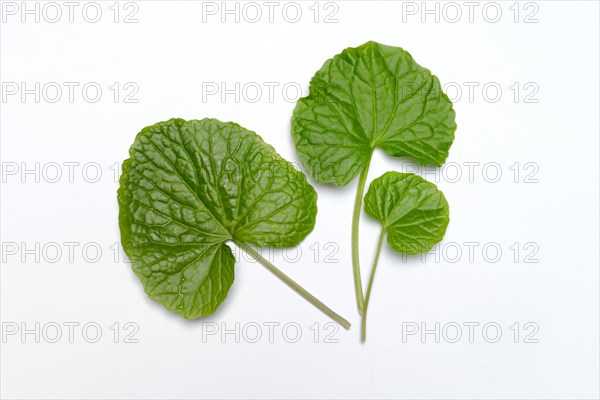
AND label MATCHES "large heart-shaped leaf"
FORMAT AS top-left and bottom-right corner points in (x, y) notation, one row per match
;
(364, 172), (449, 254)
(291, 41), (456, 185)
(118, 118), (317, 319)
